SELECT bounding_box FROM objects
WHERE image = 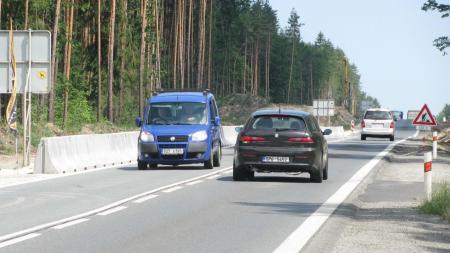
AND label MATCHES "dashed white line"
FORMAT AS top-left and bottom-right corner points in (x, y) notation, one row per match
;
(97, 206), (127, 216)
(186, 180), (204, 186)
(53, 218), (89, 230)
(0, 233), (40, 249)
(162, 186), (183, 193)
(133, 194), (158, 204)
